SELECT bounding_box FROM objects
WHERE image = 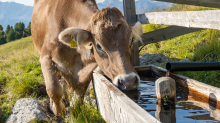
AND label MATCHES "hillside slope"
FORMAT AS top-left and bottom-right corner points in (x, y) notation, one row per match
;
(0, 37), (45, 122)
